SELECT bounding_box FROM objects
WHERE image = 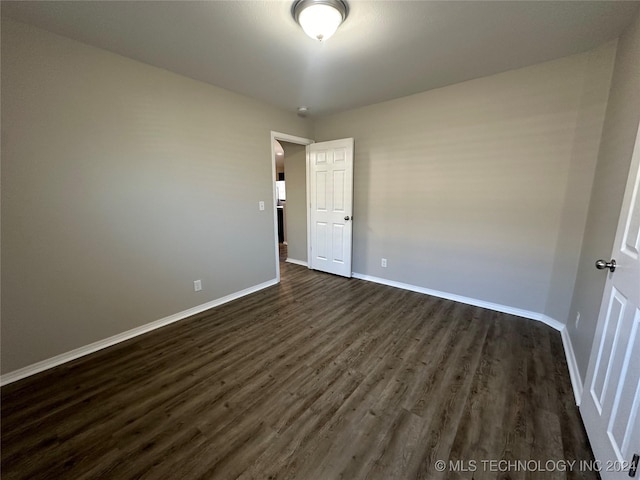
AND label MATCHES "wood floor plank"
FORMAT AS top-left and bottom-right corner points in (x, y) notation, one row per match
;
(1, 261), (597, 480)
